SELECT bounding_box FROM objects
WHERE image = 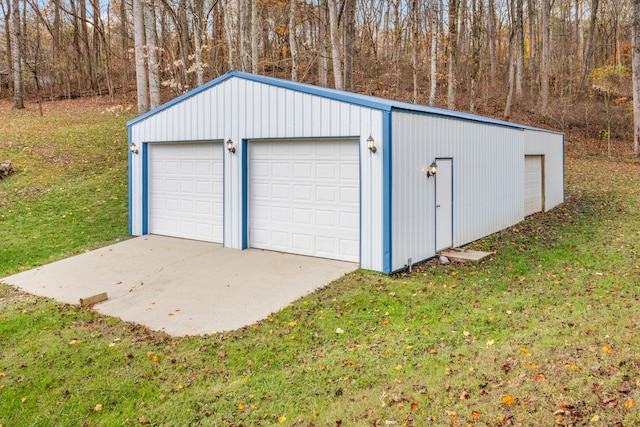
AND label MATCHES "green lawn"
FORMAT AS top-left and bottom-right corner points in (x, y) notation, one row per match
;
(1, 100), (640, 426)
